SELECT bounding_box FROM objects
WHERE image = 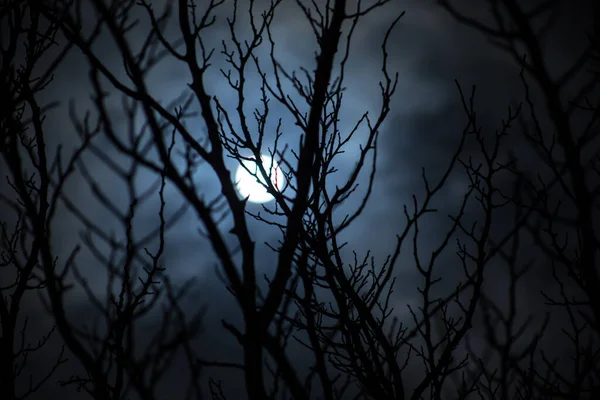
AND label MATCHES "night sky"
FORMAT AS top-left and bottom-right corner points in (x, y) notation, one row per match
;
(1, 0), (598, 398)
